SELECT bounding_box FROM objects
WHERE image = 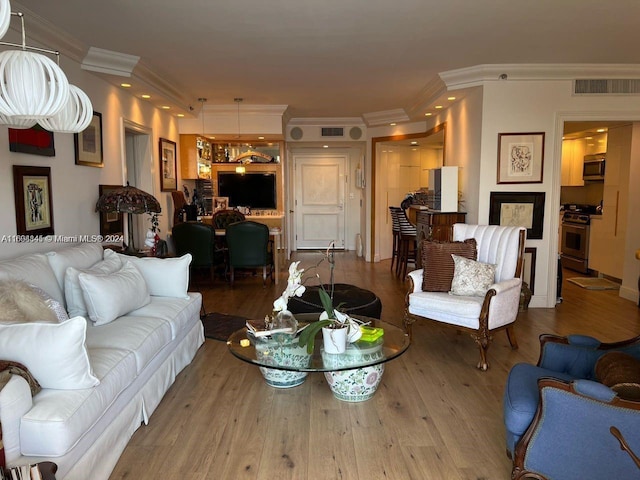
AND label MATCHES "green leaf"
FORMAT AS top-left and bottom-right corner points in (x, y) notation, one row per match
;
(298, 320), (332, 354)
(317, 287), (335, 319)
